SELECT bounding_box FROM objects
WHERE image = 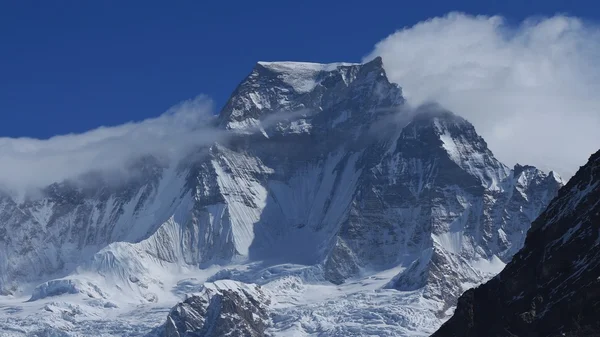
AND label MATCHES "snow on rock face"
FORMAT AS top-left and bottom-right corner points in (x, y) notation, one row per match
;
(0, 57), (563, 336)
(159, 280), (271, 337)
(322, 103), (562, 306)
(0, 164), (142, 288)
(0, 159), (190, 295)
(256, 61), (360, 94)
(219, 56), (404, 131)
